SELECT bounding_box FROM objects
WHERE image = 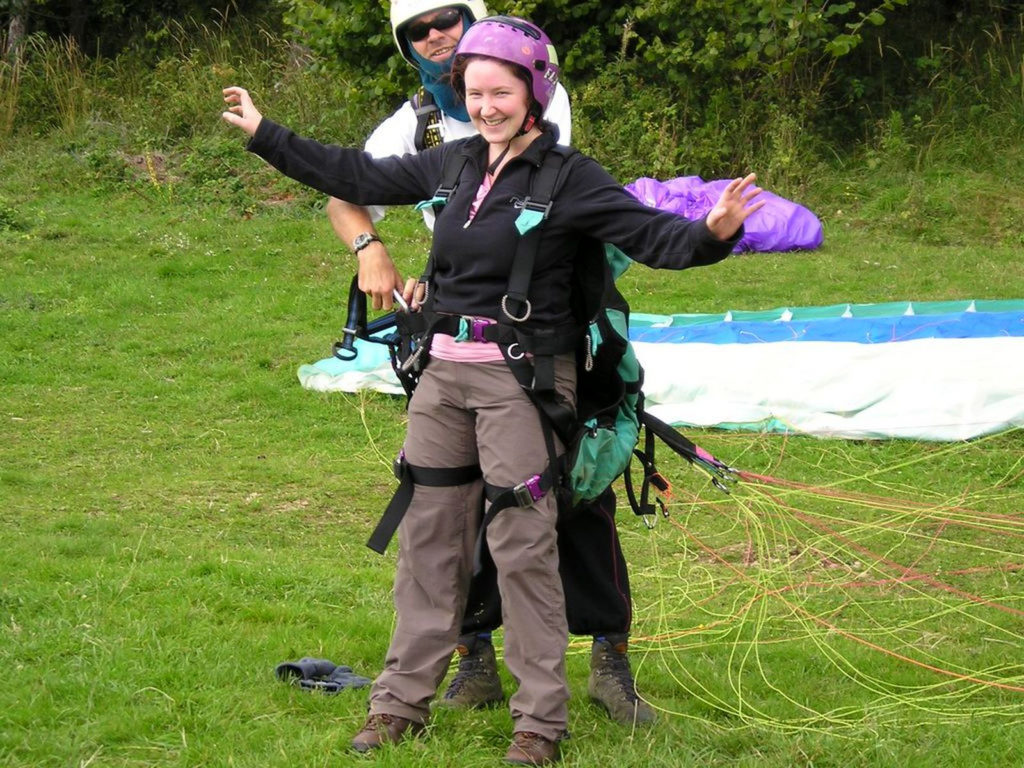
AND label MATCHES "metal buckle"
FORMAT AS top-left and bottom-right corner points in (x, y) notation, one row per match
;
(711, 476), (733, 494)
(512, 474), (544, 507)
(501, 294), (532, 322)
(657, 497), (669, 518)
